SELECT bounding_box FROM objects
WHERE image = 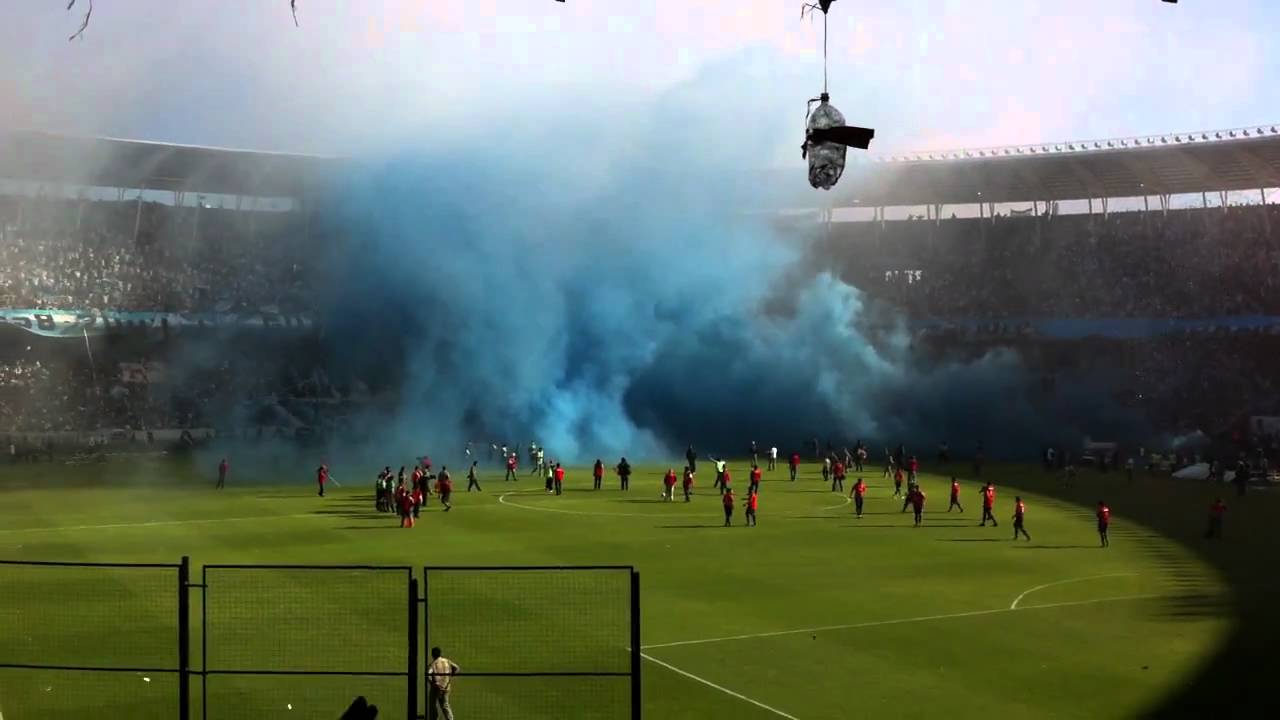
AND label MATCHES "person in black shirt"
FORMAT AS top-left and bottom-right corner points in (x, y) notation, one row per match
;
(616, 457), (632, 491)
(685, 445), (697, 473)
